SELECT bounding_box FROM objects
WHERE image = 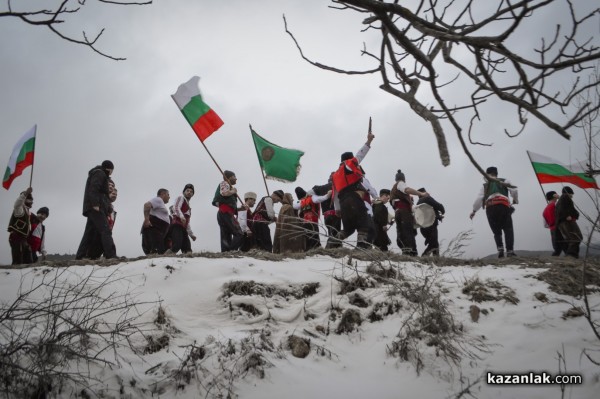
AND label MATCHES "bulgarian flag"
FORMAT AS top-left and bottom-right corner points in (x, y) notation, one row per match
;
(251, 126), (304, 182)
(527, 150), (599, 189)
(3, 125), (36, 190)
(171, 76), (224, 142)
